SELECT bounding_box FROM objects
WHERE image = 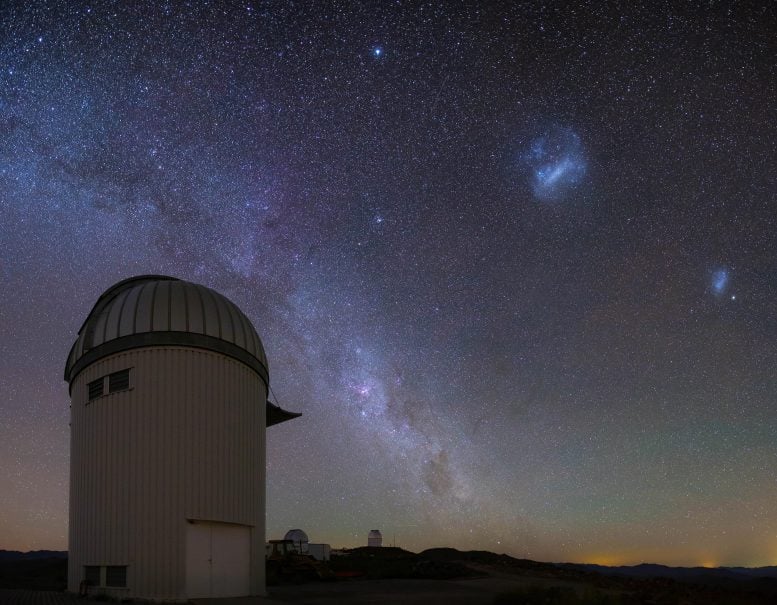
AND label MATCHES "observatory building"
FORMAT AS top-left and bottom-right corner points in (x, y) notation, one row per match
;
(64, 275), (299, 601)
(283, 528), (309, 553)
(368, 530), (383, 547)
